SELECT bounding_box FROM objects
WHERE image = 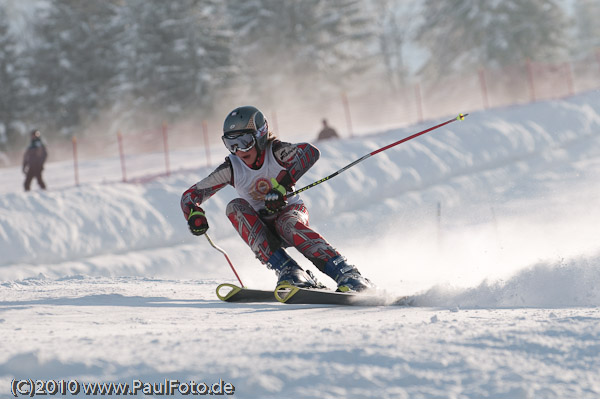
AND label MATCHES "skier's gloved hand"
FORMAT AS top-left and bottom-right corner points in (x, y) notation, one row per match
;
(265, 178), (287, 213)
(187, 206), (209, 236)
